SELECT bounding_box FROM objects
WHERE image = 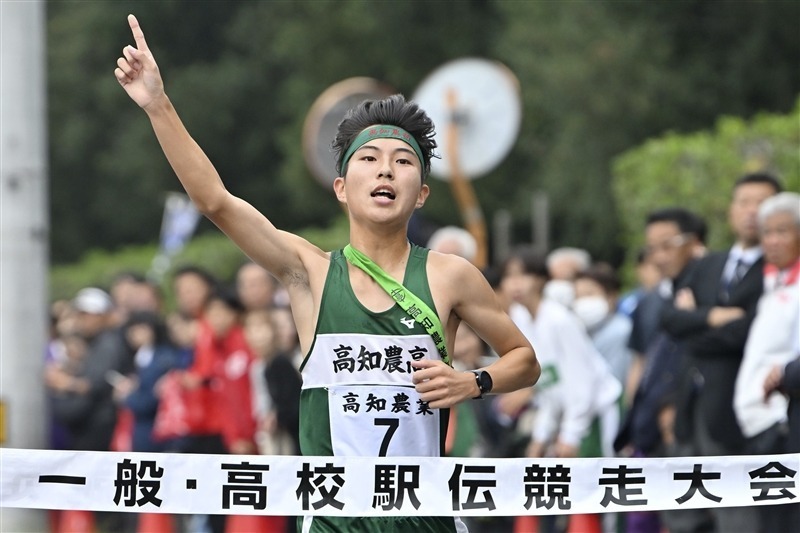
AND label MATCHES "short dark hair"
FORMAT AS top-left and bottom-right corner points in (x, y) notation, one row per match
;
(645, 207), (707, 244)
(575, 262), (621, 294)
(172, 265), (217, 289)
(332, 94), (438, 178)
(124, 310), (170, 346)
(733, 172), (783, 195)
(501, 246), (550, 279)
(207, 286), (246, 314)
